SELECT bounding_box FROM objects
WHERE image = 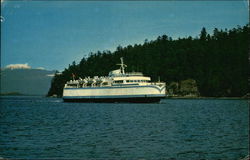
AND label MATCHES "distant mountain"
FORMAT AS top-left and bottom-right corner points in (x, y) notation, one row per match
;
(0, 69), (55, 96)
